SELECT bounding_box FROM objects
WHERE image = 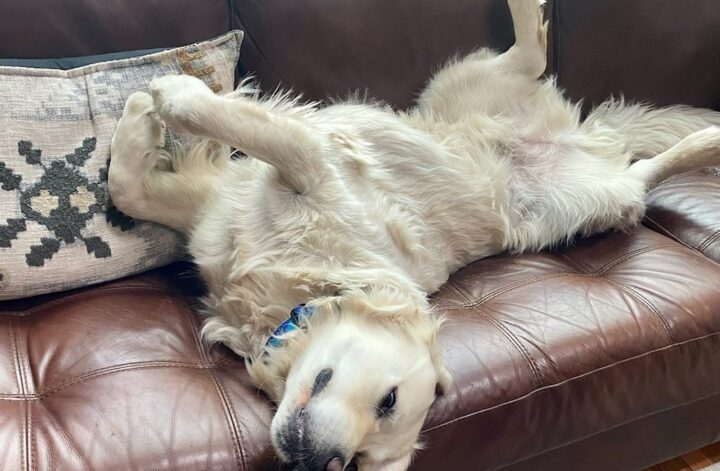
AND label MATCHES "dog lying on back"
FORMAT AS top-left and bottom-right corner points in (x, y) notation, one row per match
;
(108, 0), (720, 469)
